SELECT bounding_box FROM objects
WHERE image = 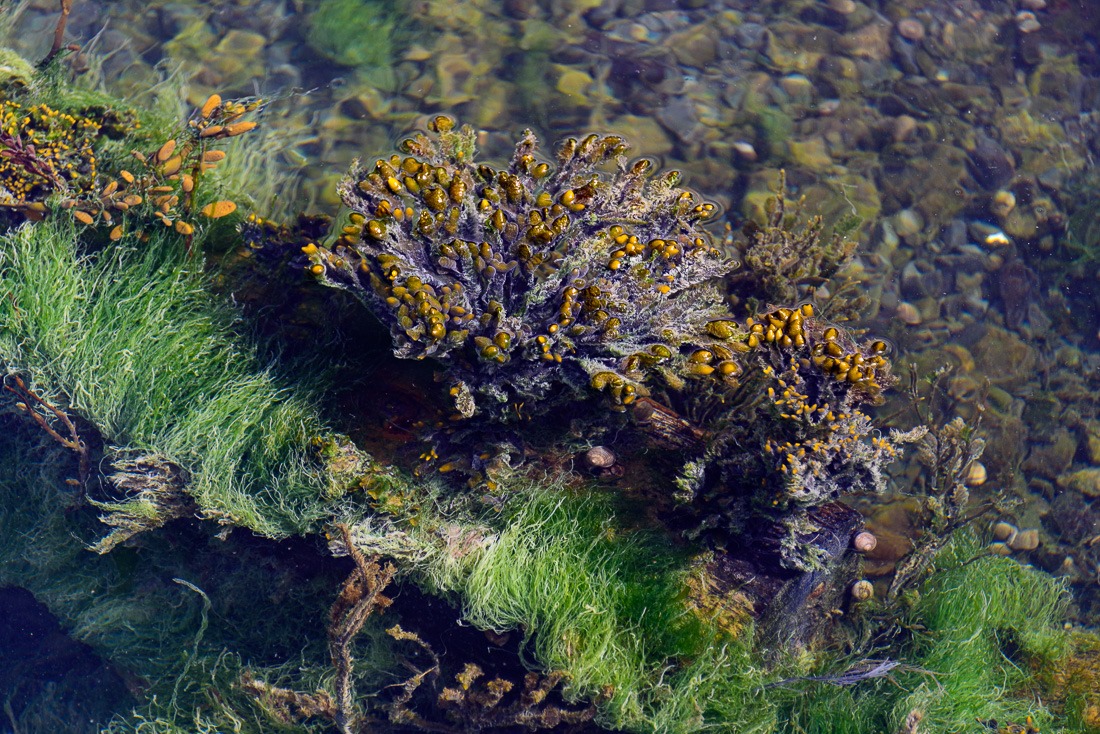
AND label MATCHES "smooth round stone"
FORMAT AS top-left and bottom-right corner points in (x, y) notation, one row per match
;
(896, 302), (922, 325)
(992, 521), (1017, 541)
(1016, 11), (1041, 33)
(779, 74), (814, 105)
(896, 18), (925, 42)
(1007, 529), (1040, 551)
(892, 114), (918, 142)
(991, 190), (1016, 218)
(828, 0), (857, 13)
(892, 208), (923, 239)
(732, 140), (758, 161)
